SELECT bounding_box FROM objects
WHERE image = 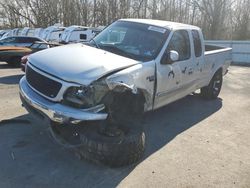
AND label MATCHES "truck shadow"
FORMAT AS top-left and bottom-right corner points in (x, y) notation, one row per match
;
(0, 74), (24, 85)
(143, 95), (222, 158)
(0, 95), (222, 188)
